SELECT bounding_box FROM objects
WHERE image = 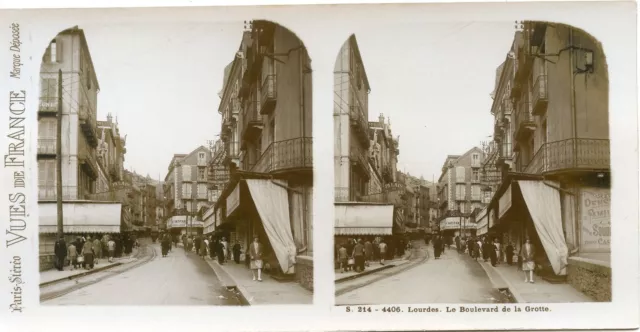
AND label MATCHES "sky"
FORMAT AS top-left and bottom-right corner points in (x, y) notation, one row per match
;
(73, 20), (513, 182)
(353, 21), (515, 182)
(80, 21), (245, 180)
